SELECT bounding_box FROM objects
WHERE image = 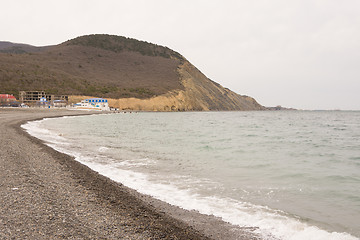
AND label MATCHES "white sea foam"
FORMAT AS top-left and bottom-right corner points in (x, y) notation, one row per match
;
(114, 158), (156, 167)
(22, 119), (69, 145)
(66, 156), (359, 240)
(98, 146), (109, 152)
